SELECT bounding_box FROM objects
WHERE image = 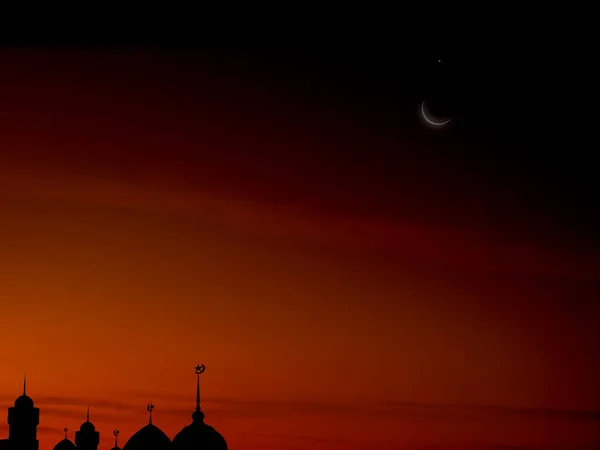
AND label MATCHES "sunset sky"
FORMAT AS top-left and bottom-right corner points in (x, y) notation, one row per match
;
(0, 49), (598, 450)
